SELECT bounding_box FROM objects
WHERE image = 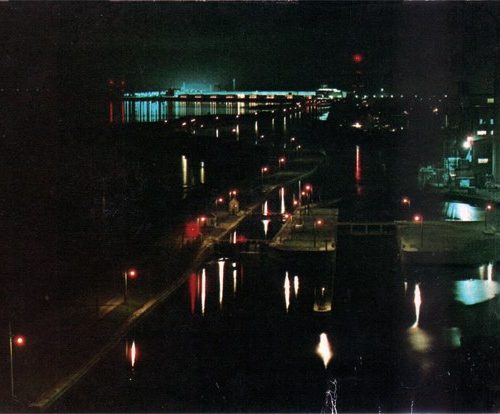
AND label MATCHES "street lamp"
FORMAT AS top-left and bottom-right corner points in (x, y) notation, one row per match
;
(9, 323), (25, 399)
(485, 203), (494, 230)
(313, 218), (323, 247)
(401, 196), (411, 208)
(123, 268), (137, 304)
(215, 197), (224, 209)
(261, 166), (269, 185)
(413, 214), (424, 249)
(278, 156), (286, 169)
